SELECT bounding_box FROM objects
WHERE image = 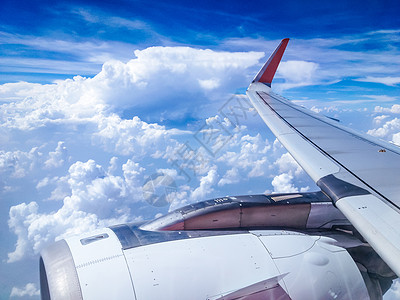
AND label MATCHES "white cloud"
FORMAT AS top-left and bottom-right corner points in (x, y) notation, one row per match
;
(122, 159), (146, 197)
(0, 46), (263, 130)
(1, 46), (268, 264)
(373, 115), (390, 125)
(72, 8), (152, 32)
(198, 78), (221, 90)
(191, 168), (219, 201)
(93, 115), (183, 157)
(271, 173), (298, 193)
(217, 132), (271, 177)
(0, 31), (135, 77)
(393, 133), (400, 146)
(367, 105), (400, 147)
(375, 104), (400, 114)
(277, 60), (319, 90)
(218, 167), (240, 186)
(310, 106), (323, 113)
(0, 147), (42, 179)
(7, 158), (147, 262)
(367, 118), (400, 139)
(10, 283), (40, 297)
(7, 198), (122, 263)
(274, 153), (303, 176)
(168, 186), (191, 212)
(44, 141), (68, 169)
(269, 152), (311, 194)
(355, 76), (400, 86)
(0, 82), (45, 103)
